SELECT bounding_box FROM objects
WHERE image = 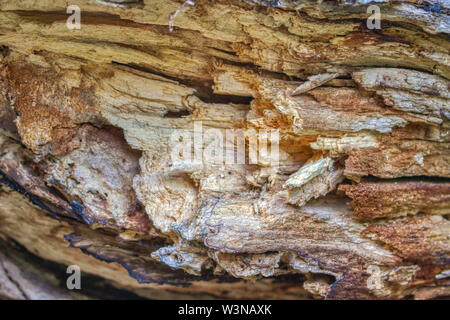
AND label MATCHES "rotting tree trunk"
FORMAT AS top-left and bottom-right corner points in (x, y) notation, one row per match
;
(0, 0), (449, 300)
